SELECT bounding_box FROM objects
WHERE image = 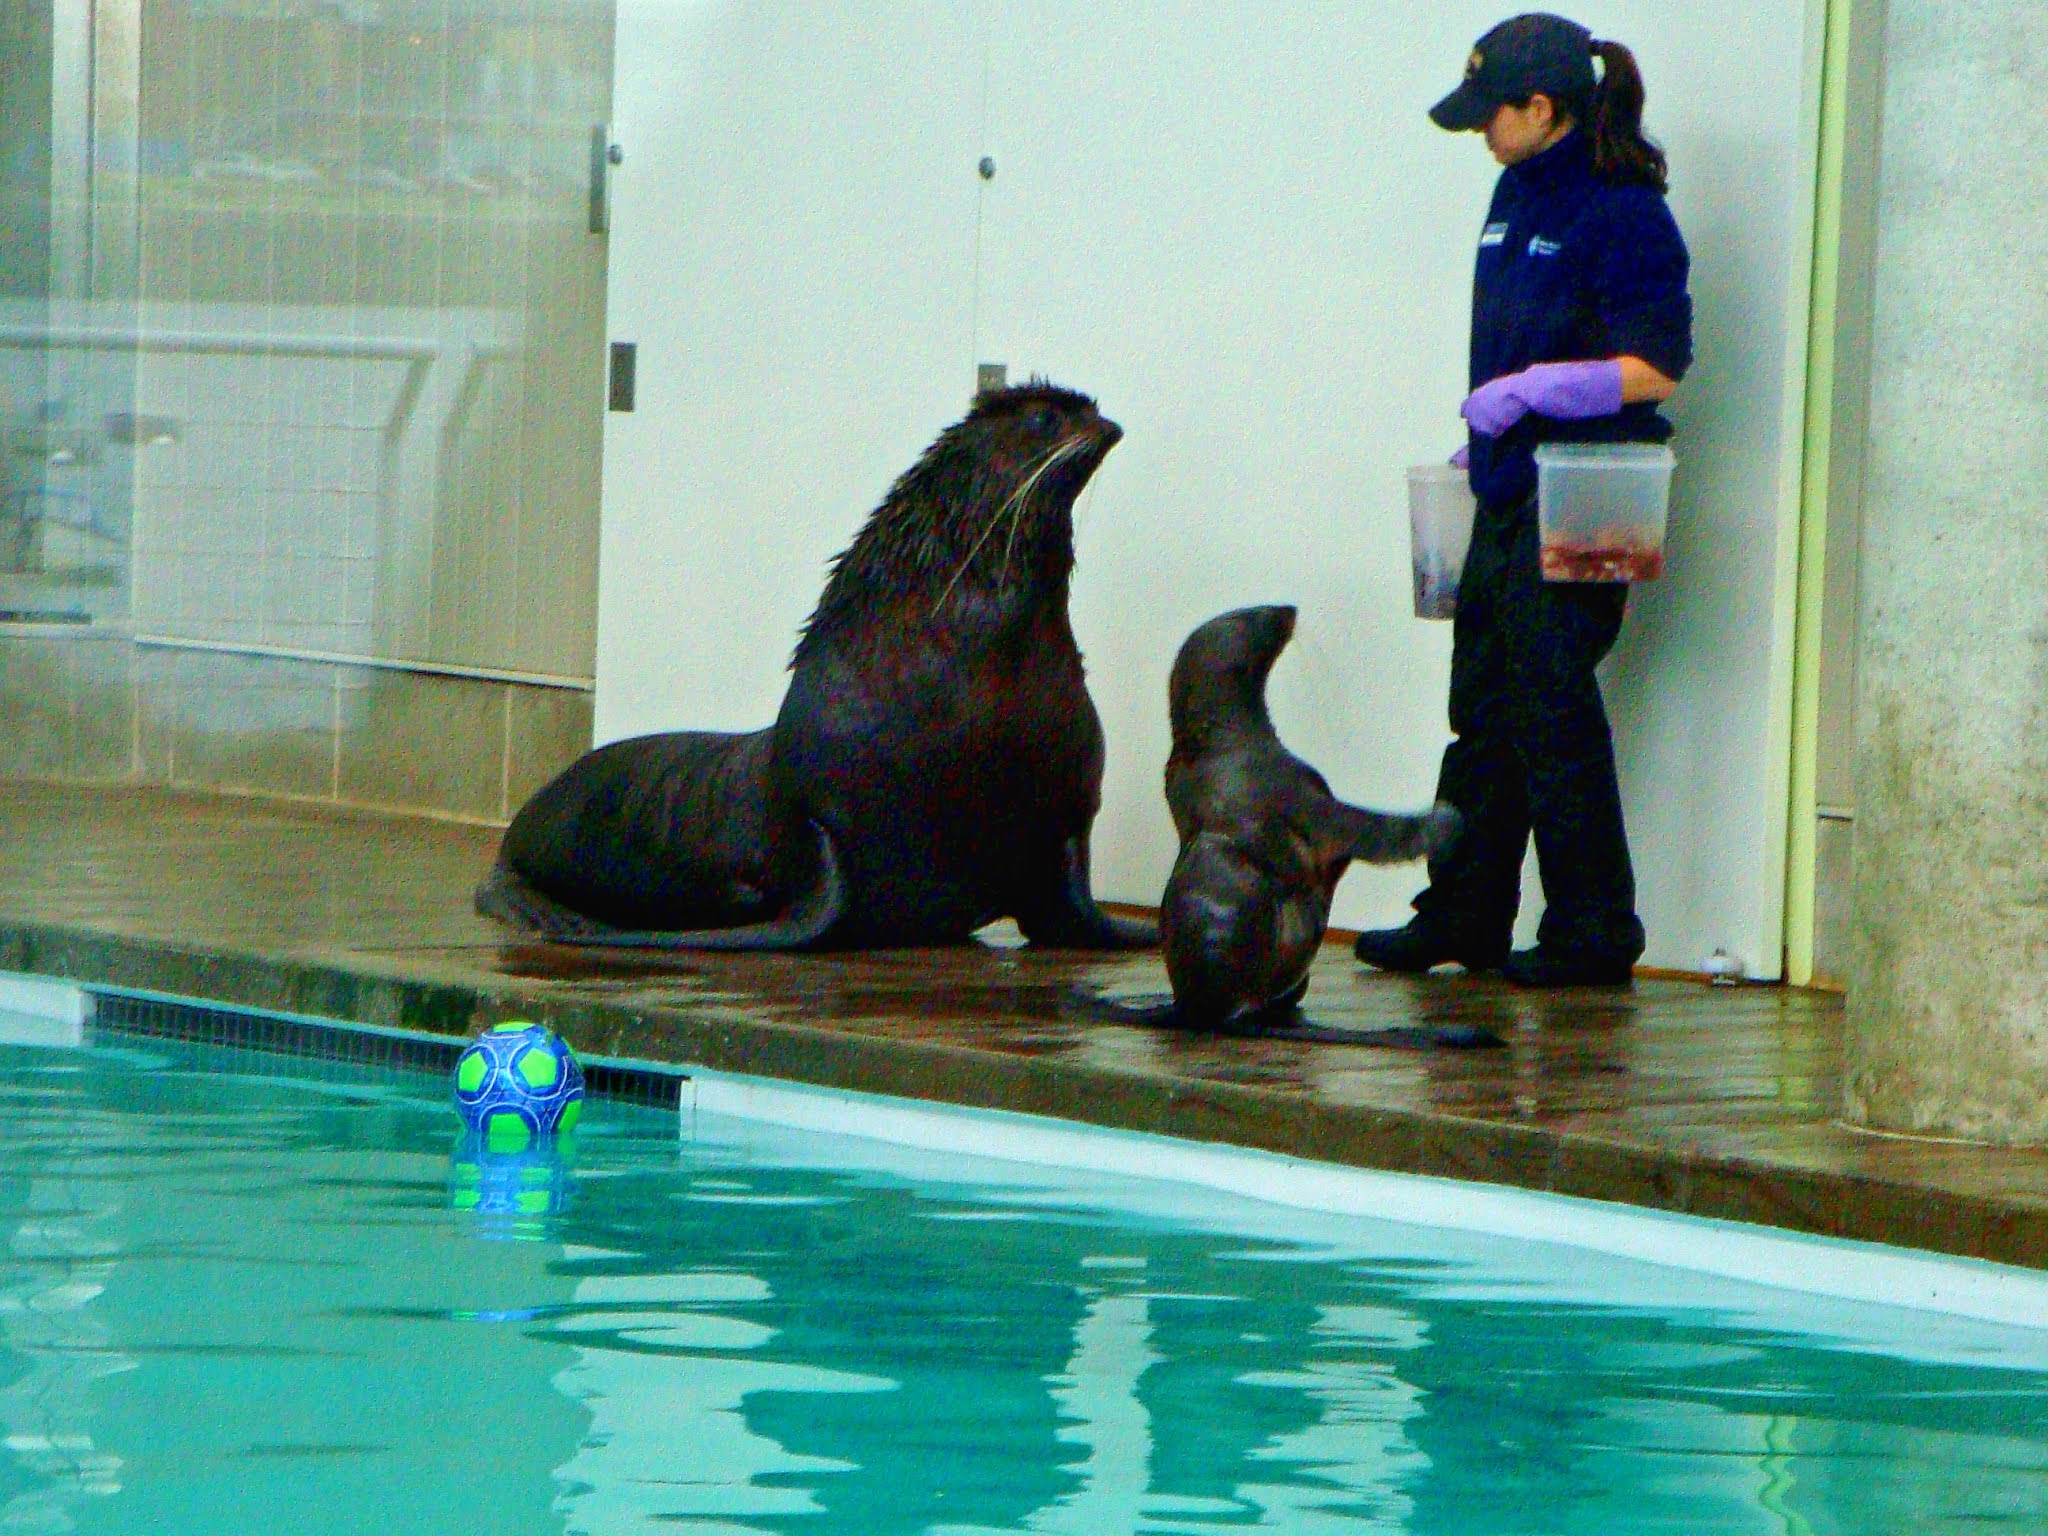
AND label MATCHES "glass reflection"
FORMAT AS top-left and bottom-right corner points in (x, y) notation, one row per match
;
(5, 0), (608, 675)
